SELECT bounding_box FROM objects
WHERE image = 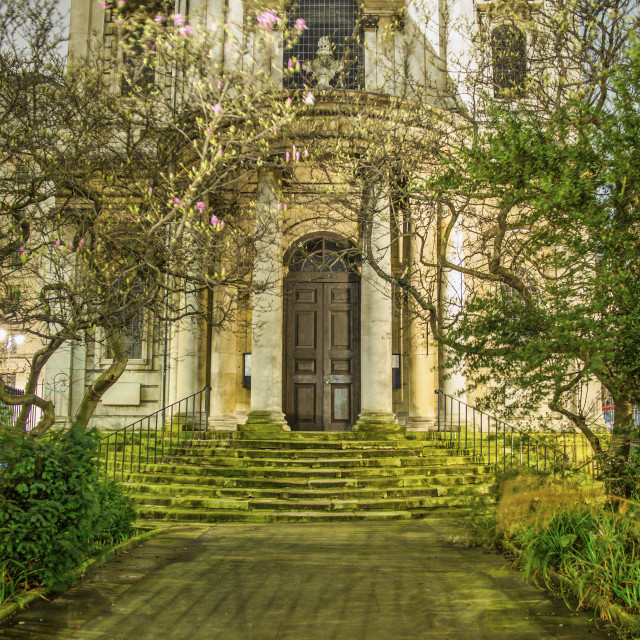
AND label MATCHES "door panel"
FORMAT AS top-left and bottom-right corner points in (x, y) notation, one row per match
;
(285, 278), (360, 431)
(323, 283), (359, 430)
(285, 283), (323, 430)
